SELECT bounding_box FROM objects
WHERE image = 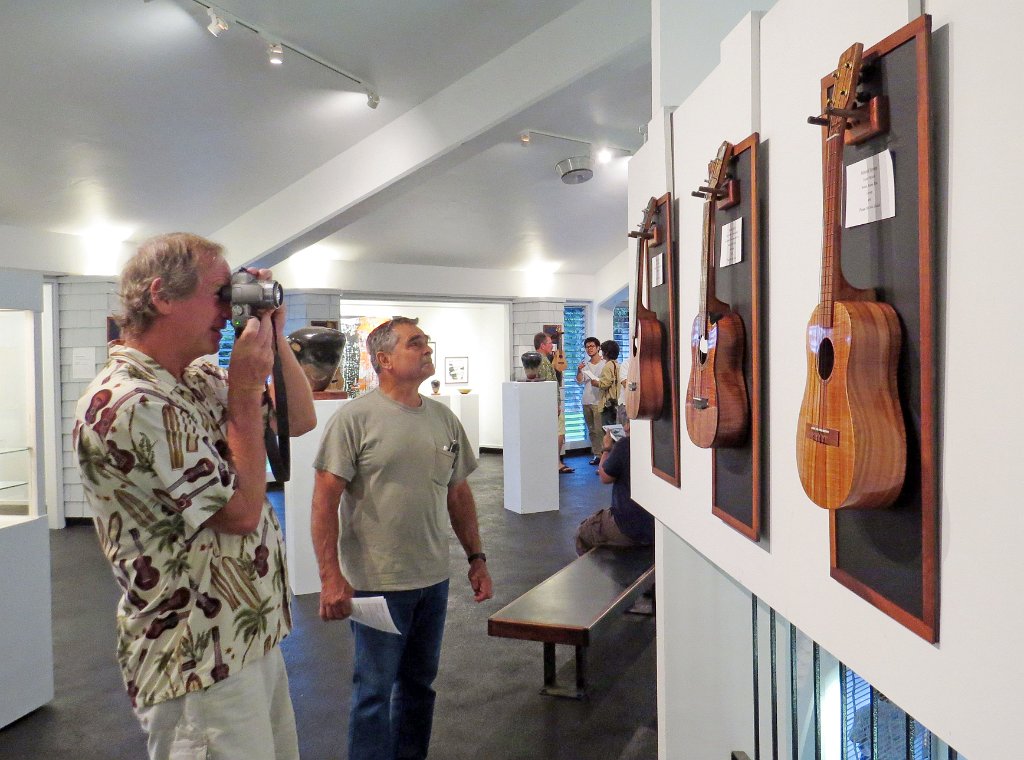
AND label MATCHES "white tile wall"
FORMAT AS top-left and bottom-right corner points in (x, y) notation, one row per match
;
(282, 292), (340, 337)
(510, 298), (565, 377)
(57, 277), (118, 519)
